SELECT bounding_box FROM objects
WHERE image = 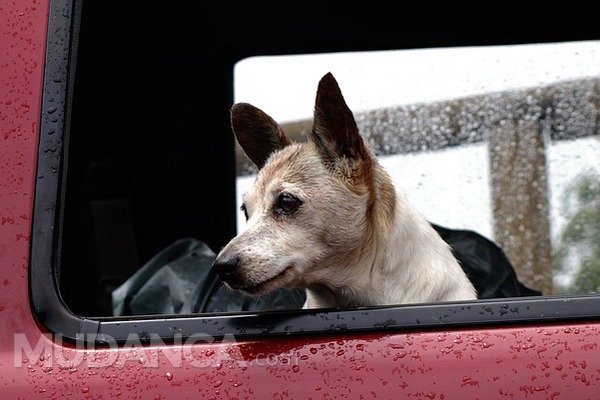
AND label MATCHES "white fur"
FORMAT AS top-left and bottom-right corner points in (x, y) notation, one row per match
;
(303, 188), (476, 309)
